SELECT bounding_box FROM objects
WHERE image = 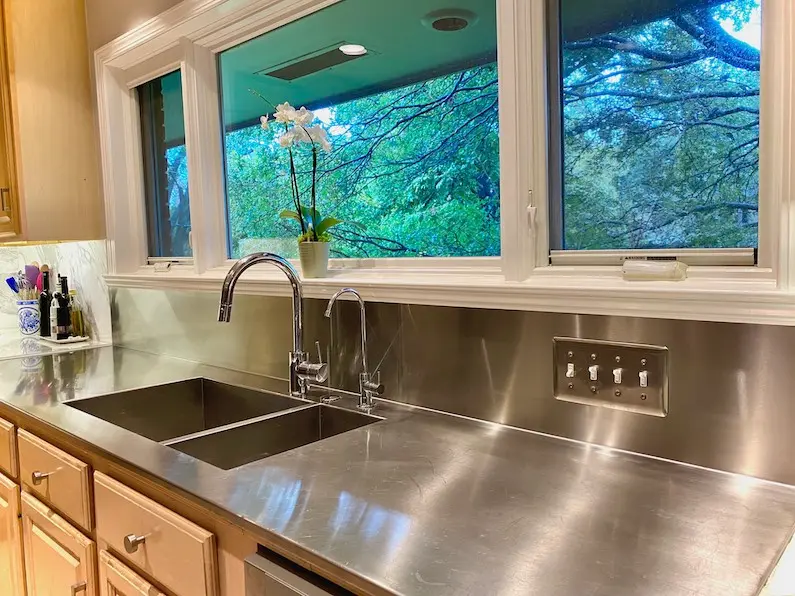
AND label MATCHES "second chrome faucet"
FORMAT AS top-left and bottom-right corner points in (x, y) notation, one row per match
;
(325, 288), (384, 411)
